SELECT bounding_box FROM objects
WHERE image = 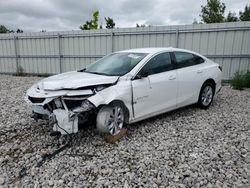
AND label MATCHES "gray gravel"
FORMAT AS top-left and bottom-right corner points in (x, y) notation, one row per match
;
(0, 74), (249, 187)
